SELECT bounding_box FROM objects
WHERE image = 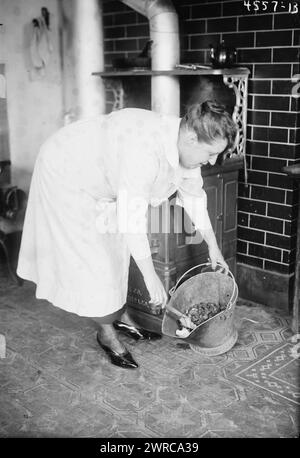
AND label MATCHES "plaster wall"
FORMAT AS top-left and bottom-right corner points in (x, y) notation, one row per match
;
(0, 0), (63, 191)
